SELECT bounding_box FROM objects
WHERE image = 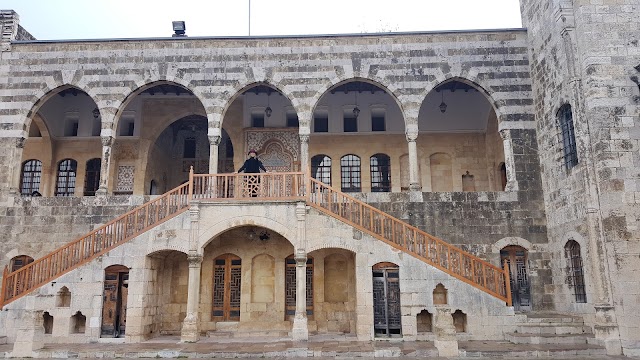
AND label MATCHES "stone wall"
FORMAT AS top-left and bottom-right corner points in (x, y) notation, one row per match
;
(520, 0), (640, 355)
